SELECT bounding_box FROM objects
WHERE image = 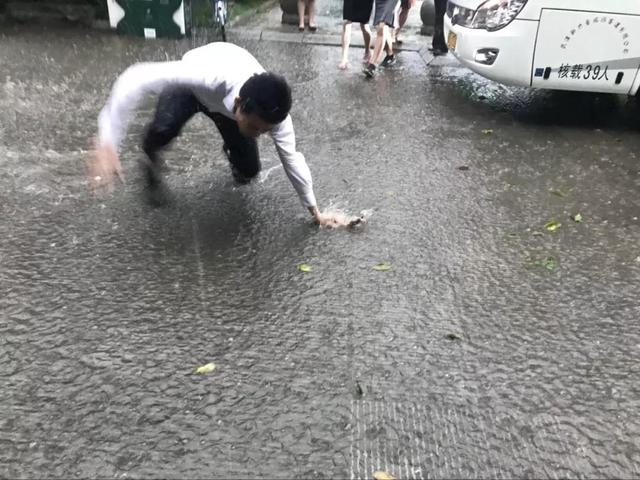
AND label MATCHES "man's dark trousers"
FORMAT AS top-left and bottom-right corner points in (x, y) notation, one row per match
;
(142, 87), (261, 182)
